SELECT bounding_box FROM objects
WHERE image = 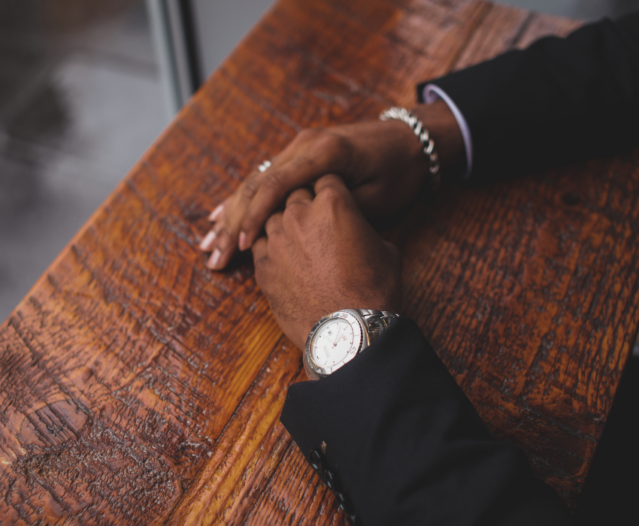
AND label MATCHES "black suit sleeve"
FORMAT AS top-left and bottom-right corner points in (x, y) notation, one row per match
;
(280, 318), (571, 525)
(417, 13), (639, 180)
